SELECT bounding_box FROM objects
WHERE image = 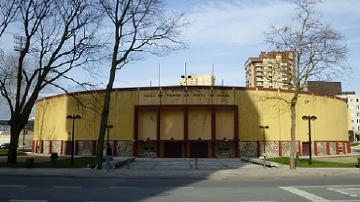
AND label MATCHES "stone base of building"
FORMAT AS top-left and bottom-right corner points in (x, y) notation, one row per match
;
(32, 140), (351, 158)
